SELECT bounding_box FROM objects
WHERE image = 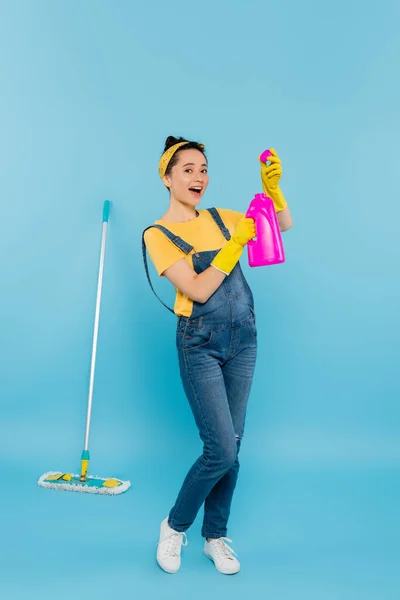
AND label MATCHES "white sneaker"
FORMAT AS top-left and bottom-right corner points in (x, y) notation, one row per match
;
(156, 517), (188, 574)
(204, 537), (240, 574)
